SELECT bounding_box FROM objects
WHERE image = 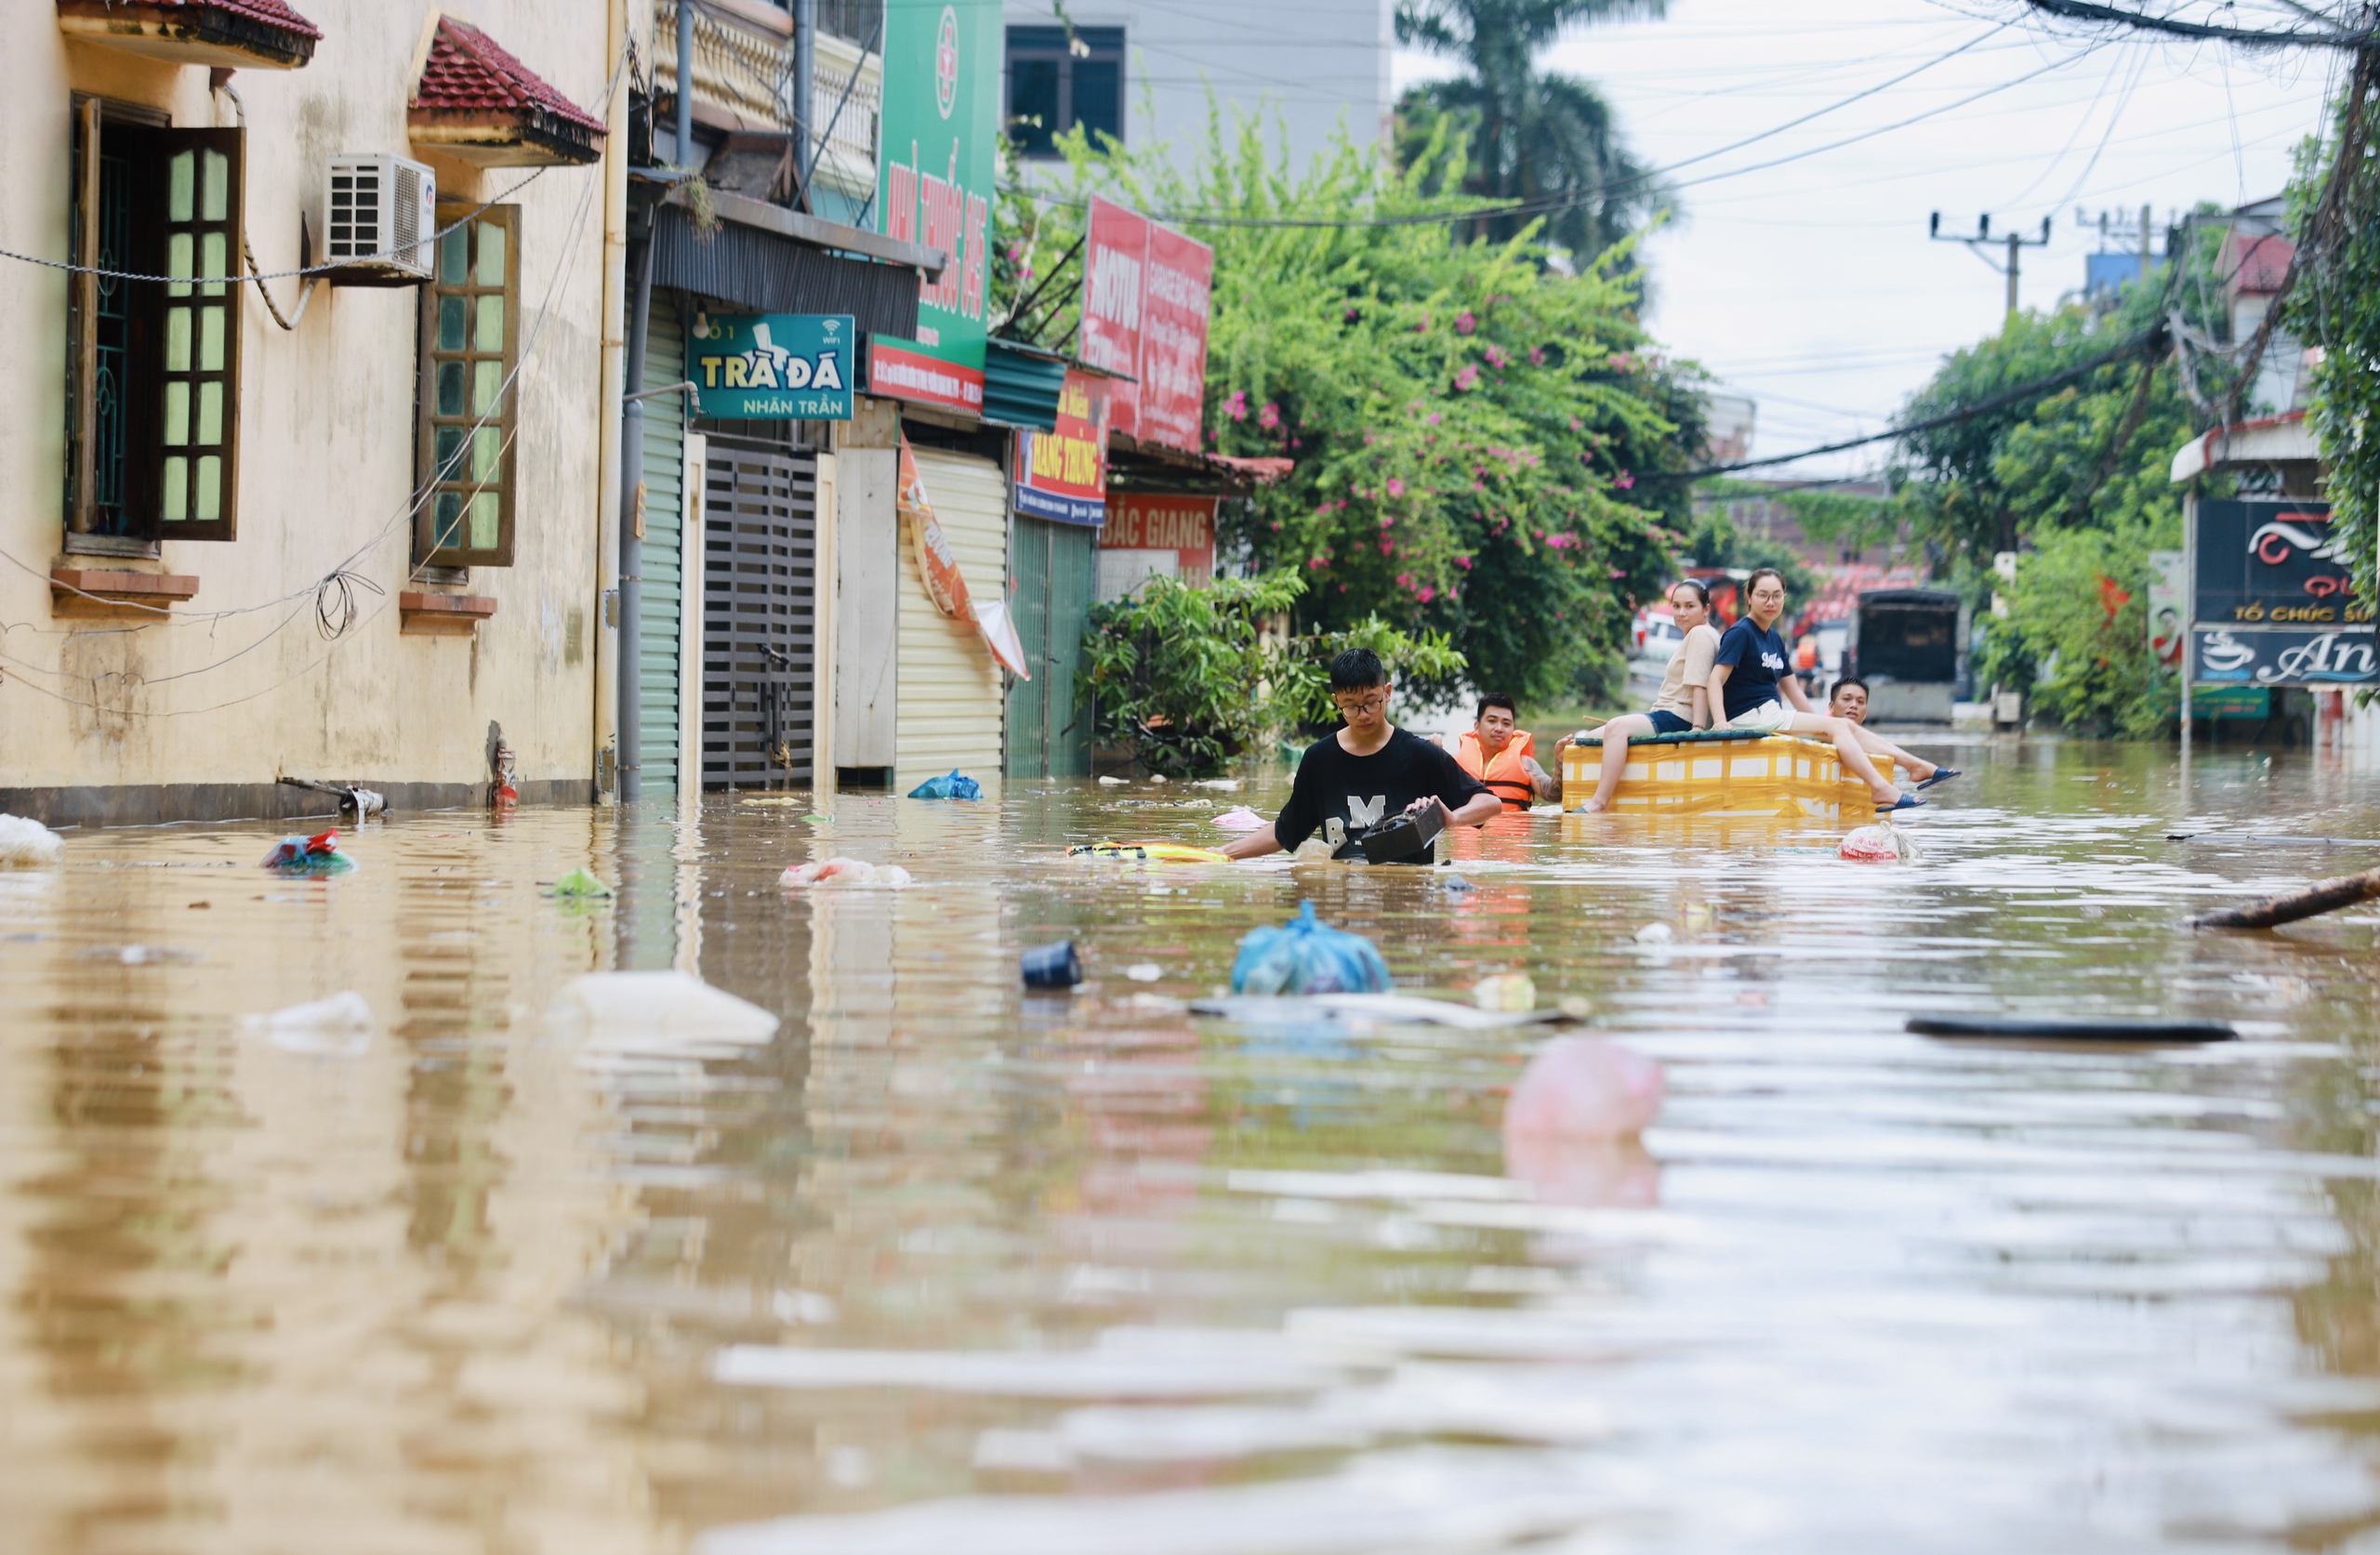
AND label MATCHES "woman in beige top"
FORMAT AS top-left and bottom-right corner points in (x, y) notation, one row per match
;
(1560, 579), (1722, 813)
